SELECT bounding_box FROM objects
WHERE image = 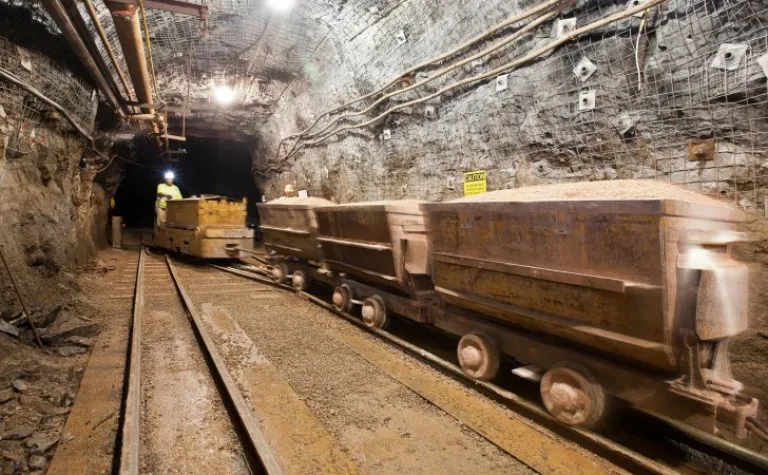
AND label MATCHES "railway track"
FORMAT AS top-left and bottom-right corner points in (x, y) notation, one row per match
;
(212, 260), (768, 475)
(117, 251), (281, 475)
